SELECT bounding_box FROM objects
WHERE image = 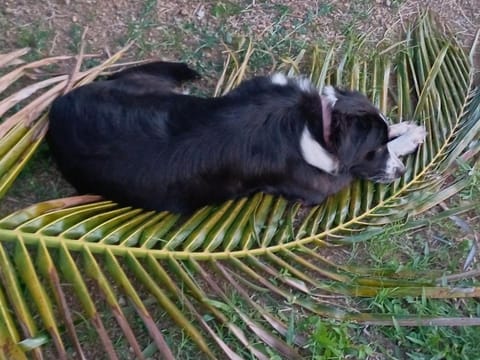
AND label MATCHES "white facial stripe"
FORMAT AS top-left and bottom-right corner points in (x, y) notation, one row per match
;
(300, 127), (338, 174)
(271, 73), (288, 86)
(322, 85), (338, 108)
(385, 142), (406, 177)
